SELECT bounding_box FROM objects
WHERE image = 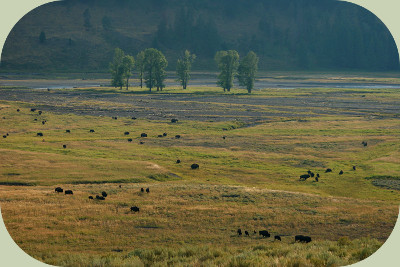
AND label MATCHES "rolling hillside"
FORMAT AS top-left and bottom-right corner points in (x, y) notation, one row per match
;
(0, 0), (399, 72)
